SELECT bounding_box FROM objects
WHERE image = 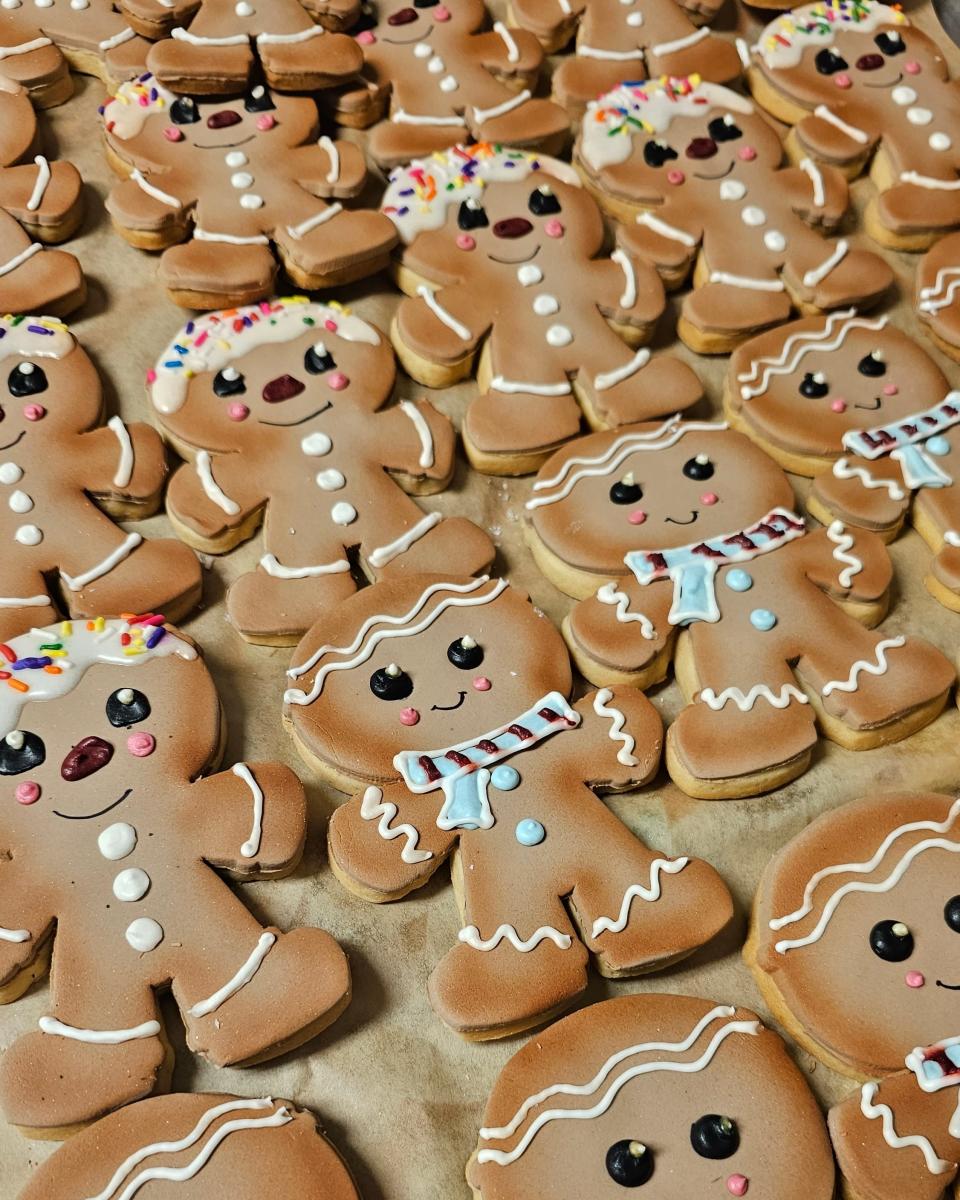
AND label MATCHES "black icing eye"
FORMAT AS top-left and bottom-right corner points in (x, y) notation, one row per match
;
(870, 919), (914, 962)
(447, 636), (483, 670)
(643, 140), (678, 168)
(528, 185), (561, 216)
(875, 30), (905, 55)
(708, 115), (742, 142)
(857, 350), (886, 378)
(690, 1114), (740, 1160)
(106, 688), (151, 728)
(944, 896), (960, 932)
(370, 664), (413, 701)
(815, 48), (849, 74)
(800, 371), (829, 399)
(458, 199), (489, 231)
(8, 362), (47, 397)
(213, 367), (246, 397)
(304, 341), (336, 375)
(682, 455), (714, 481)
(605, 1140), (653, 1187)
(0, 730), (44, 776)
(244, 85), (275, 112)
(170, 96), (200, 125)
(609, 474), (643, 505)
